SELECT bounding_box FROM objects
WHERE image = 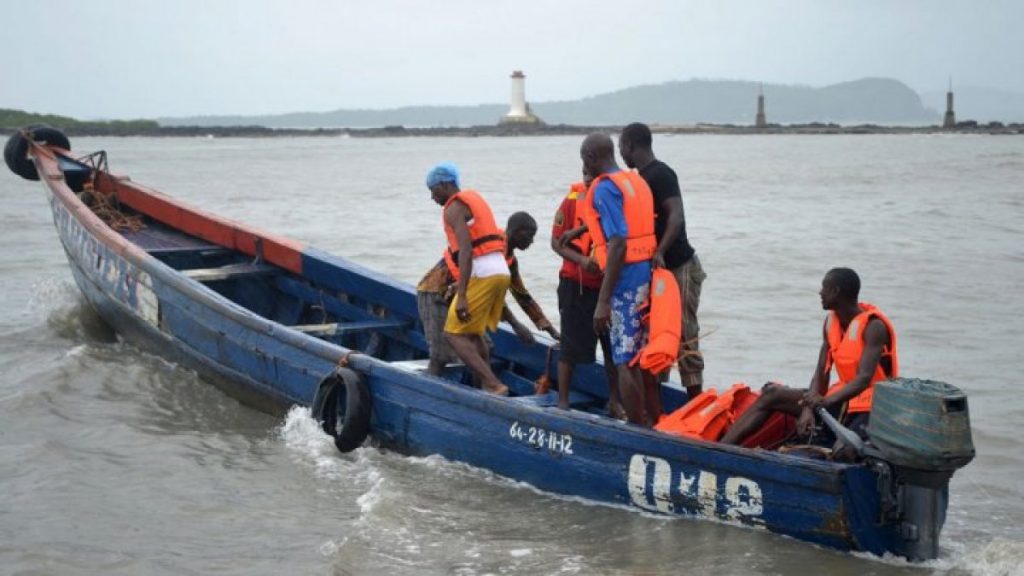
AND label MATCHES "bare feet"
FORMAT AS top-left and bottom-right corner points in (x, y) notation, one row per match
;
(607, 402), (627, 420)
(482, 380), (509, 396)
